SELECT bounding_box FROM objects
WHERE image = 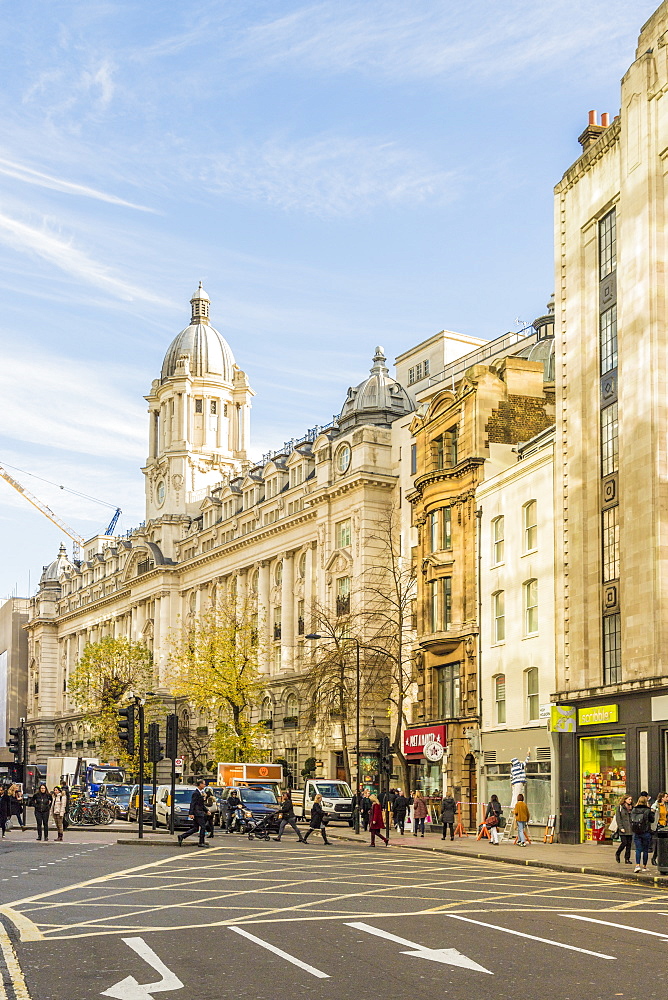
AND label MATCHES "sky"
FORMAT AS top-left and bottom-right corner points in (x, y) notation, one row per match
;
(0, 0), (658, 598)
